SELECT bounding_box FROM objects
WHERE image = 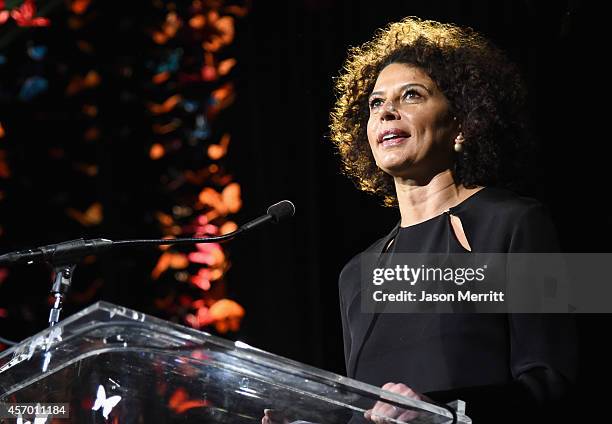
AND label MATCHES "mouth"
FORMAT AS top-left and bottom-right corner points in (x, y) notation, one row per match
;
(377, 128), (410, 147)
